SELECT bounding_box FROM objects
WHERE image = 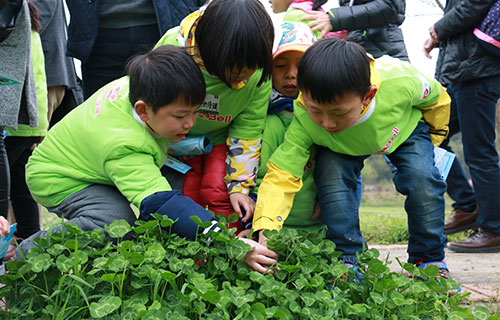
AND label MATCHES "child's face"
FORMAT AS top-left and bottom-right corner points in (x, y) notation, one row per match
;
(302, 91), (365, 134)
(138, 99), (200, 143)
(225, 66), (257, 87)
(269, 0), (294, 13)
(272, 51), (302, 99)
